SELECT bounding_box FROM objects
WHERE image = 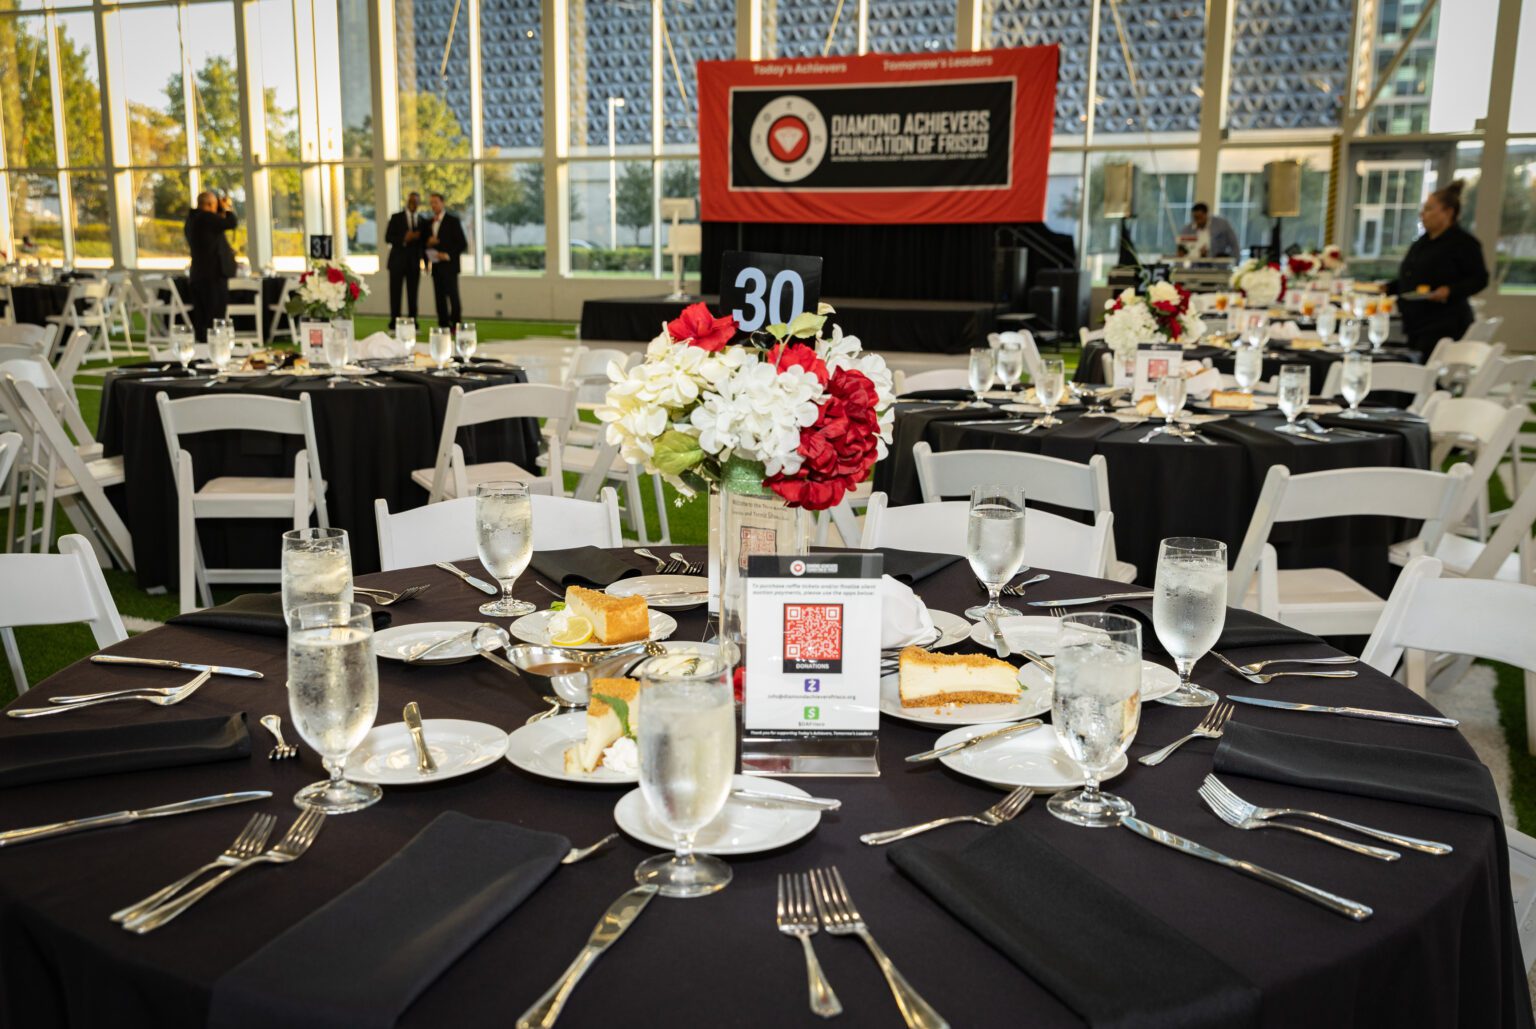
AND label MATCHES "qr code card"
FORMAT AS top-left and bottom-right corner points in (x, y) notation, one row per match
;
(783, 603), (844, 674)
